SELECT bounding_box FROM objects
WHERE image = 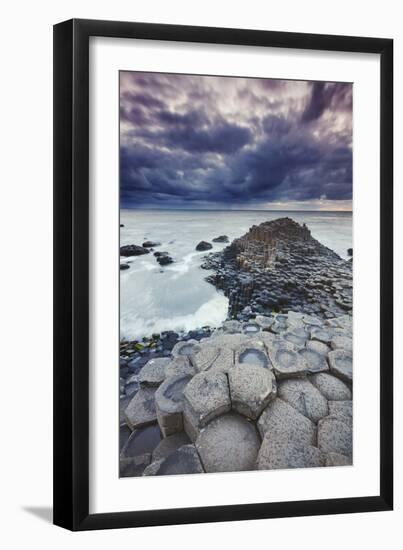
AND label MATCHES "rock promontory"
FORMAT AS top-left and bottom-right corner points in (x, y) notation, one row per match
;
(202, 217), (352, 319)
